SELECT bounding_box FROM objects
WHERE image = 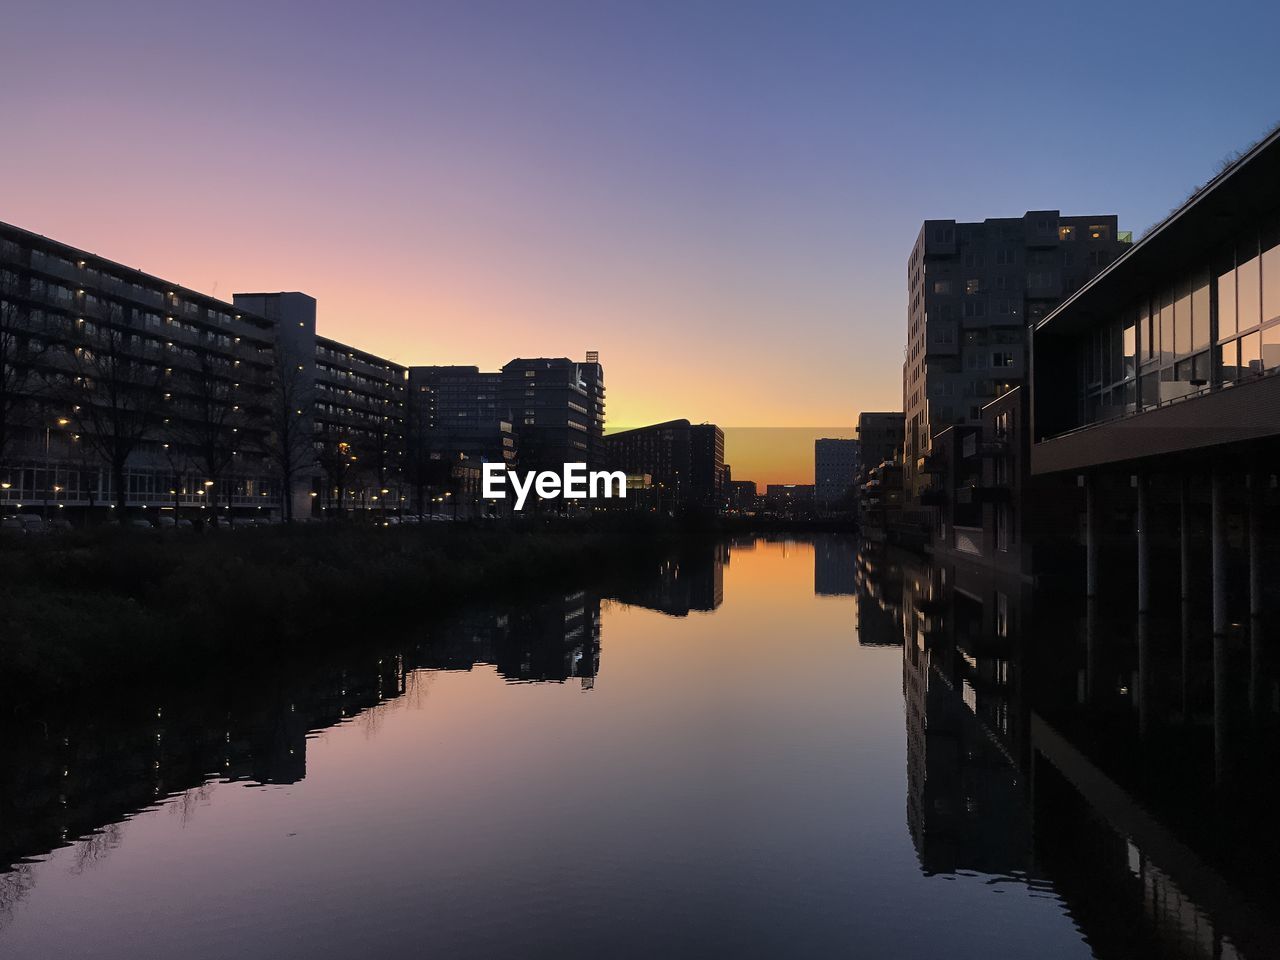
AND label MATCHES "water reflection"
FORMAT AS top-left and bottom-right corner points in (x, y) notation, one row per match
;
(870, 538), (1280, 959)
(0, 536), (1276, 958)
